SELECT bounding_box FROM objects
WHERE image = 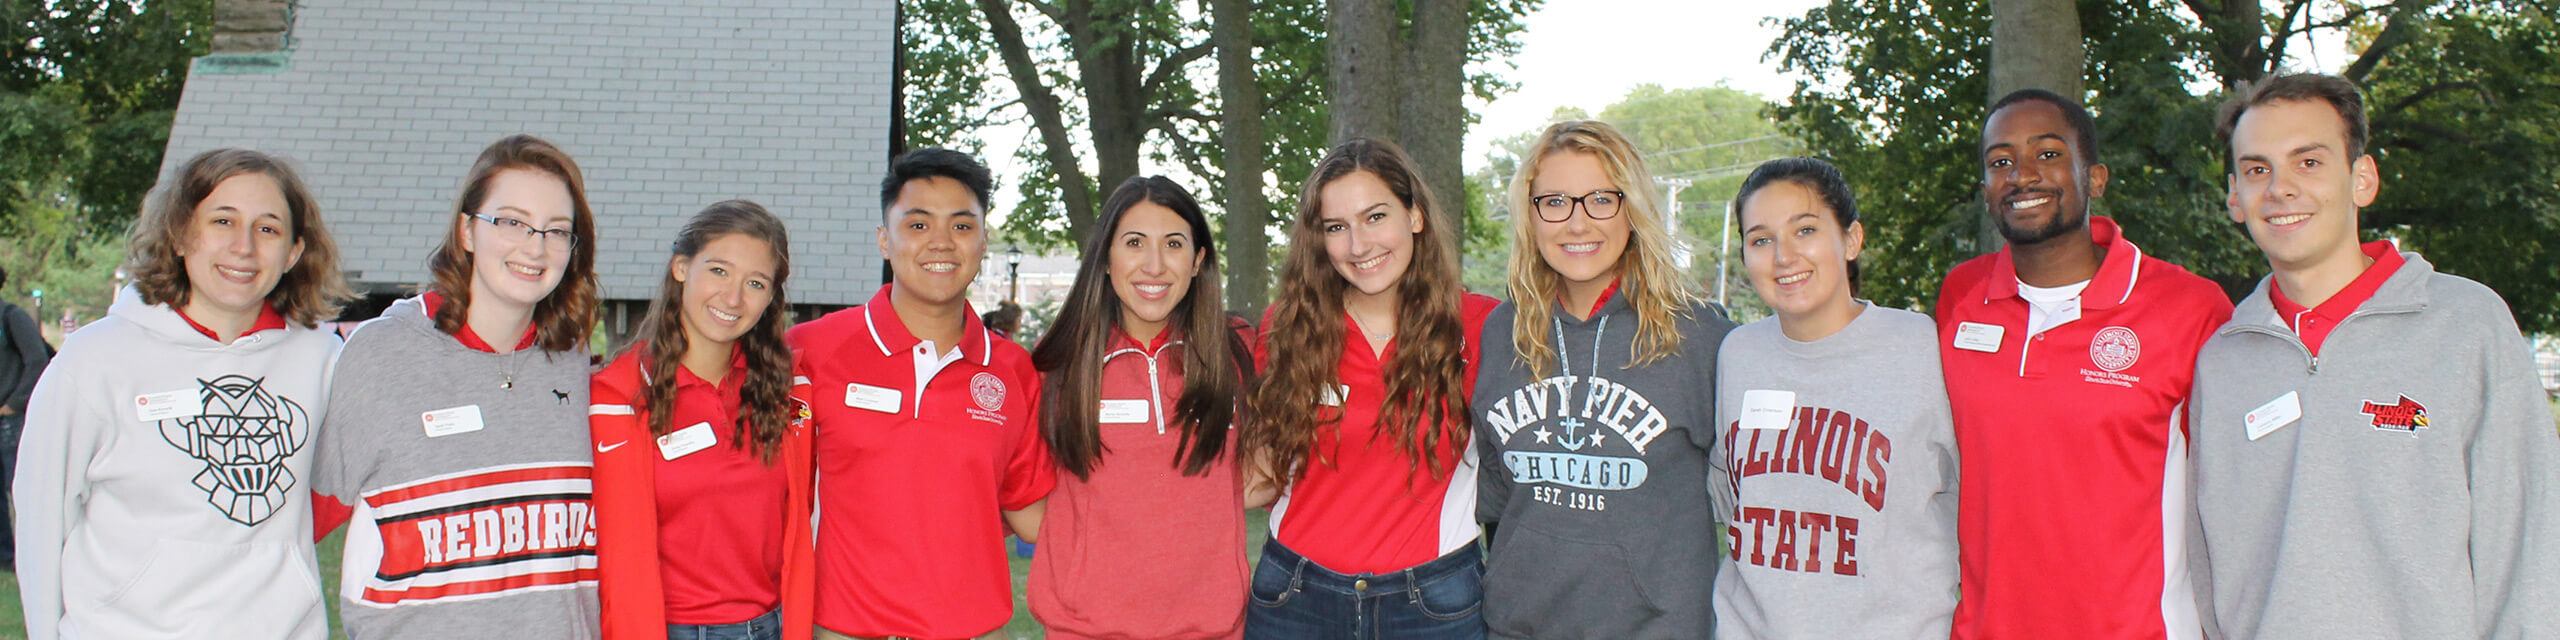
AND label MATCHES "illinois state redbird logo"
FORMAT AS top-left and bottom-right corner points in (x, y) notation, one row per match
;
(2361, 395), (2429, 432)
